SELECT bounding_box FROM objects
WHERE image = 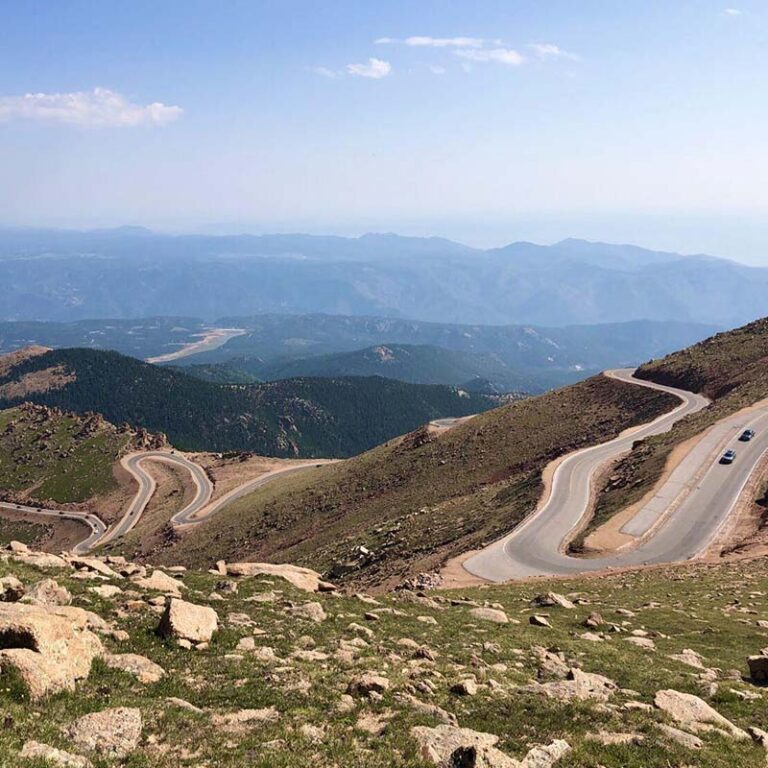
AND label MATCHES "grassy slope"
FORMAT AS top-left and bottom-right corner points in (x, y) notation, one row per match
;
(3, 553), (768, 766)
(0, 405), (129, 503)
(151, 375), (678, 587)
(573, 316), (768, 550)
